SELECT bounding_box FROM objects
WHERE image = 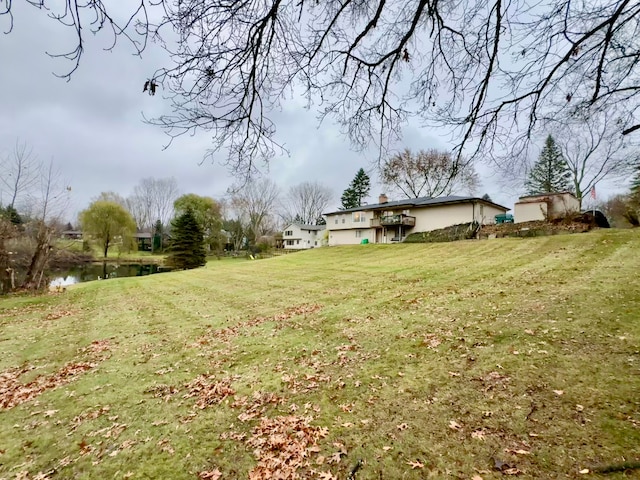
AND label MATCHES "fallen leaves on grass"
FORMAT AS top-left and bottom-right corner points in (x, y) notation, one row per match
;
(406, 460), (425, 469)
(44, 309), (75, 321)
(246, 415), (329, 479)
(68, 406), (111, 432)
(79, 340), (112, 356)
(197, 303), (323, 344)
(449, 420), (462, 431)
(198, 469), (222, 479)
(232, 391), (284, 422)
(1, 362), (95, 409)
(422, 334), (442, 349)
(504, 448), (531, 456)
(183, 375), (236, 409)
(144, 384), (179, 401)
